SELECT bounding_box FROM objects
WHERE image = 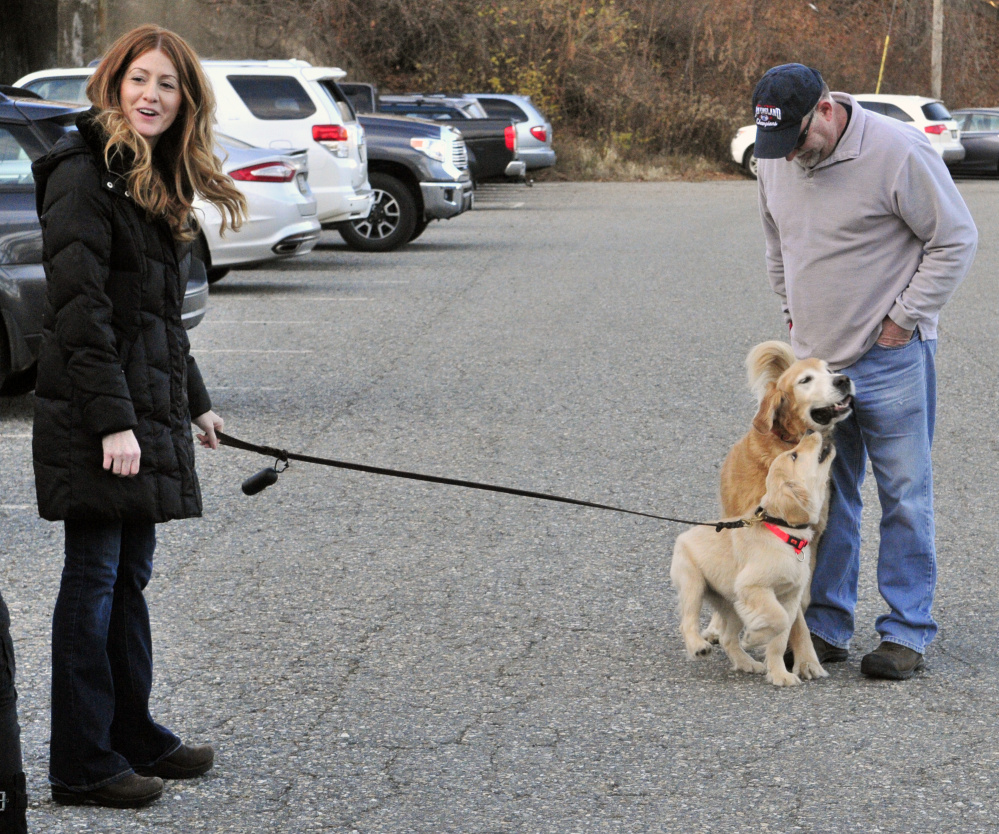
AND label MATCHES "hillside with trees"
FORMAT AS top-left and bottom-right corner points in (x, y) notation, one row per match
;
(15, 0), (999, 178)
